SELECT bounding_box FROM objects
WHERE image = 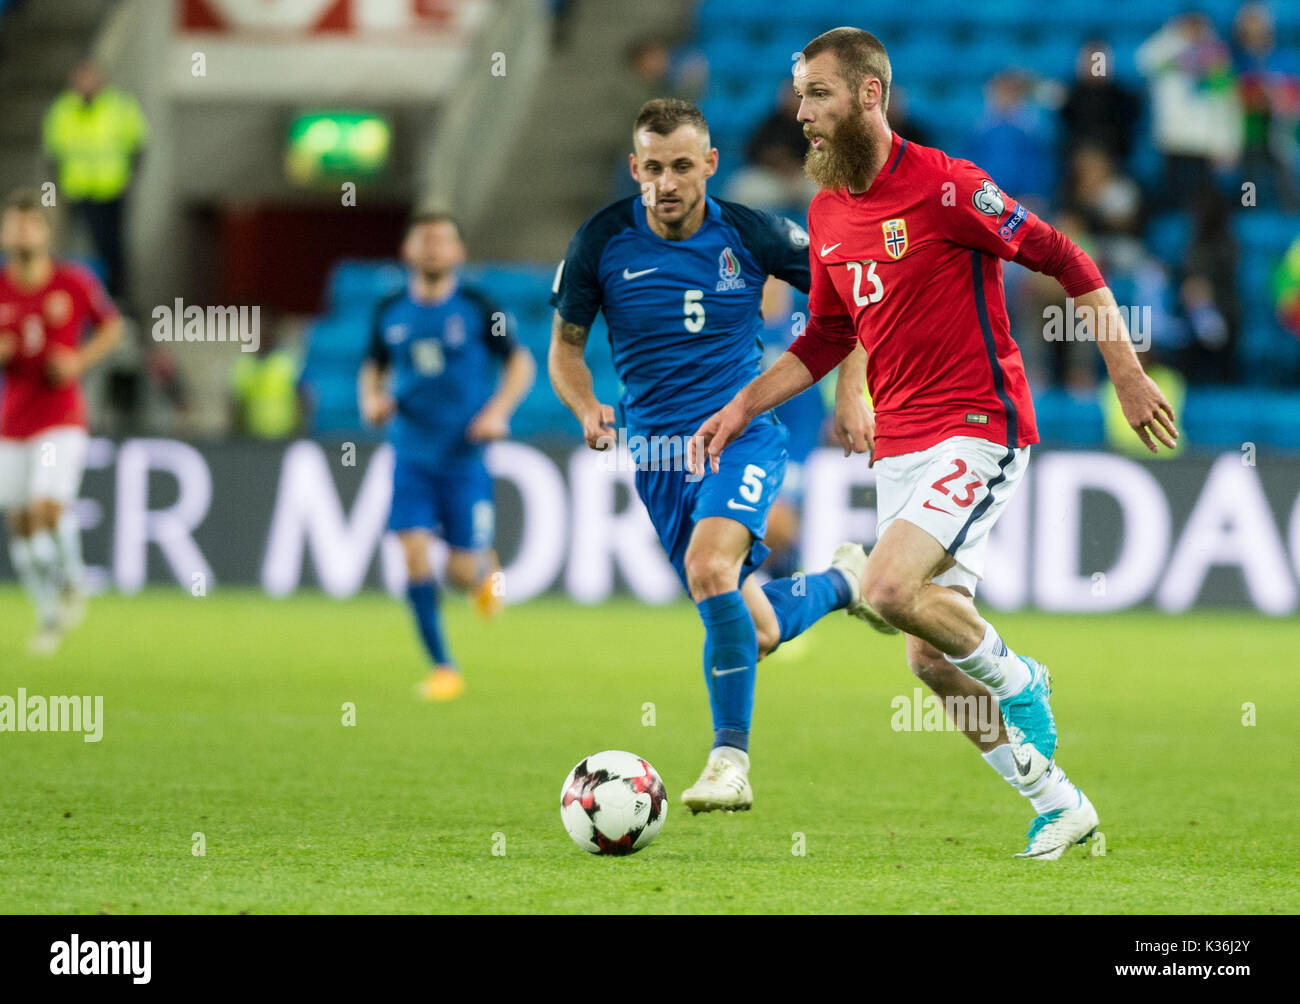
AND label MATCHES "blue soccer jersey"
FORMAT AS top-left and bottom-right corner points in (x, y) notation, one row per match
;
(549, 196), (811, 440)
(366, 281), (518, 468)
